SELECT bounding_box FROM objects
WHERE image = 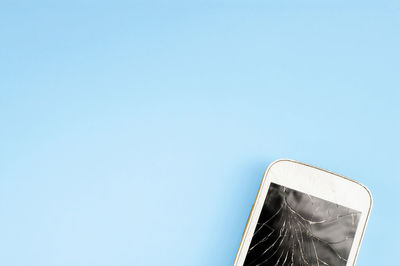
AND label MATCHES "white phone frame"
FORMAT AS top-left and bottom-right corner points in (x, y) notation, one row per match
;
(234, 159), (373, 266)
